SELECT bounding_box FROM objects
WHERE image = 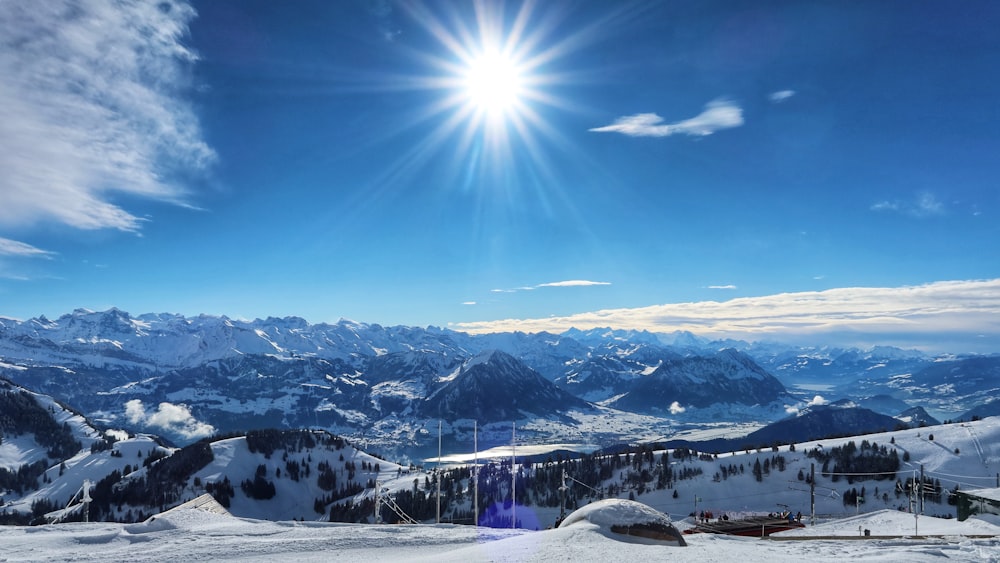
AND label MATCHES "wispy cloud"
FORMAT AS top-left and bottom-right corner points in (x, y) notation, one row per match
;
(536, 280), (611, 288)
(769, 90), (795, 102)
(0, 237), (54, 258)
(0, 0), (214, 233)
(707, 284), (737, 290)
(367, 0), (401, 42)
(871, 191), (945, 217)
(454, 279), (1000, 353)
(493, 280), (611, 293)
(462, 301), (477, 306)
(590, 100), (743, 137)
(124, 399), (215, 440)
